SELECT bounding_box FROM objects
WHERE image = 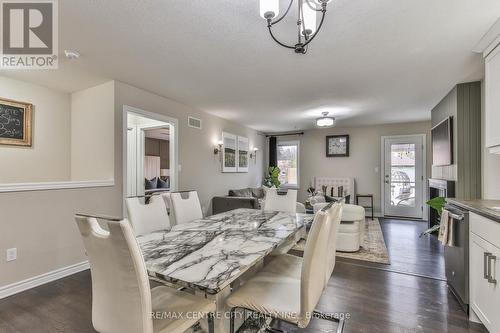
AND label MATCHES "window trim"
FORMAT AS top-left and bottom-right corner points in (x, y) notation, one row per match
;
(276, 140), (300, 189)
